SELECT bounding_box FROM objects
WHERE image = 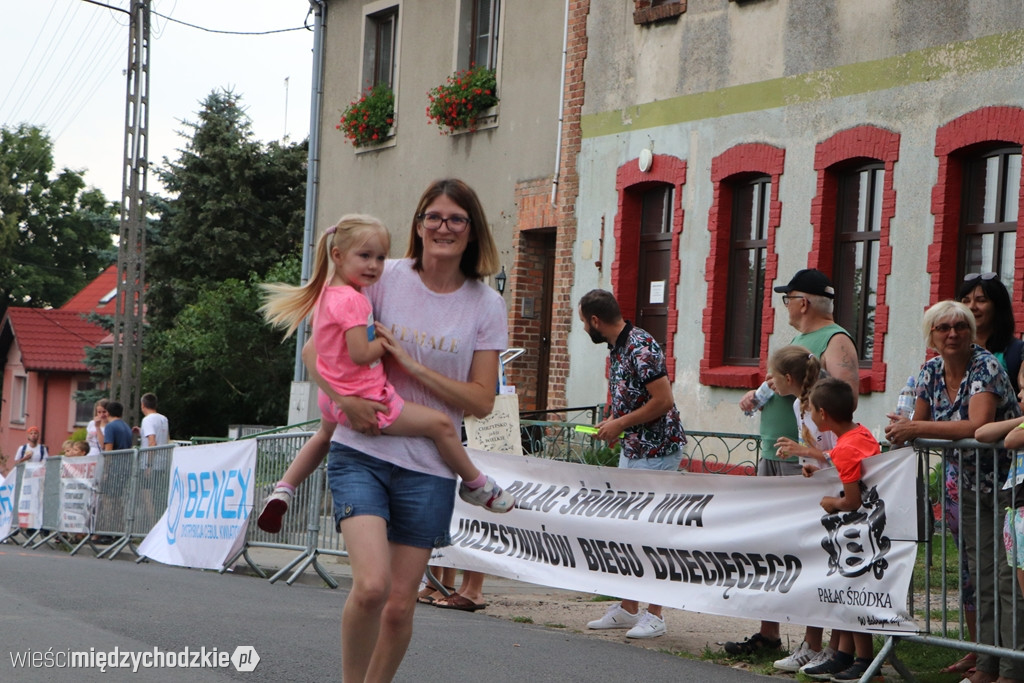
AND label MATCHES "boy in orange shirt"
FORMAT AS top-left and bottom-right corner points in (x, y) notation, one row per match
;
(800, 376), (882, 681)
